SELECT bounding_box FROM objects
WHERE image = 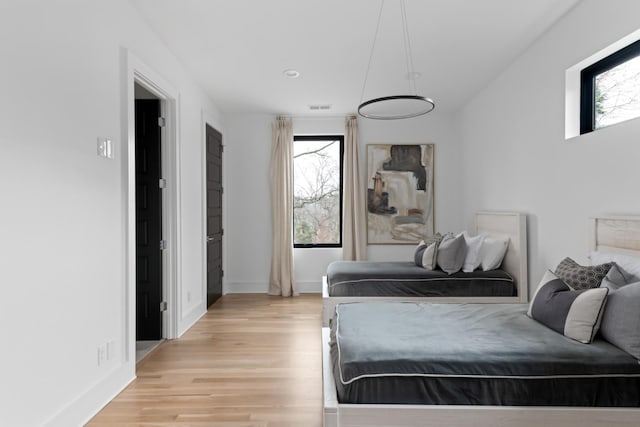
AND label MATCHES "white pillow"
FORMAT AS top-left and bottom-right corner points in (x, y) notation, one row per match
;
(461, 231), (486, 273)
(479, 236), (510, 271)
(590, 251), (640, 279)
